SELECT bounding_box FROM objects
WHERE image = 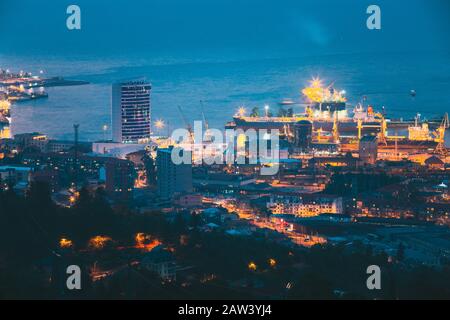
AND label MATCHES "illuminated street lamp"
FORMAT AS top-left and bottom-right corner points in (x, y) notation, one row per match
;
(155, 119), (165, 130)
(248, 261), (257, 271)
(102, 124), (108, 141)
(310, 77), (323, 88)
(60, 238), (73, 248)
(269, 258), (277, 267)
(237, 107), (246, 117)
